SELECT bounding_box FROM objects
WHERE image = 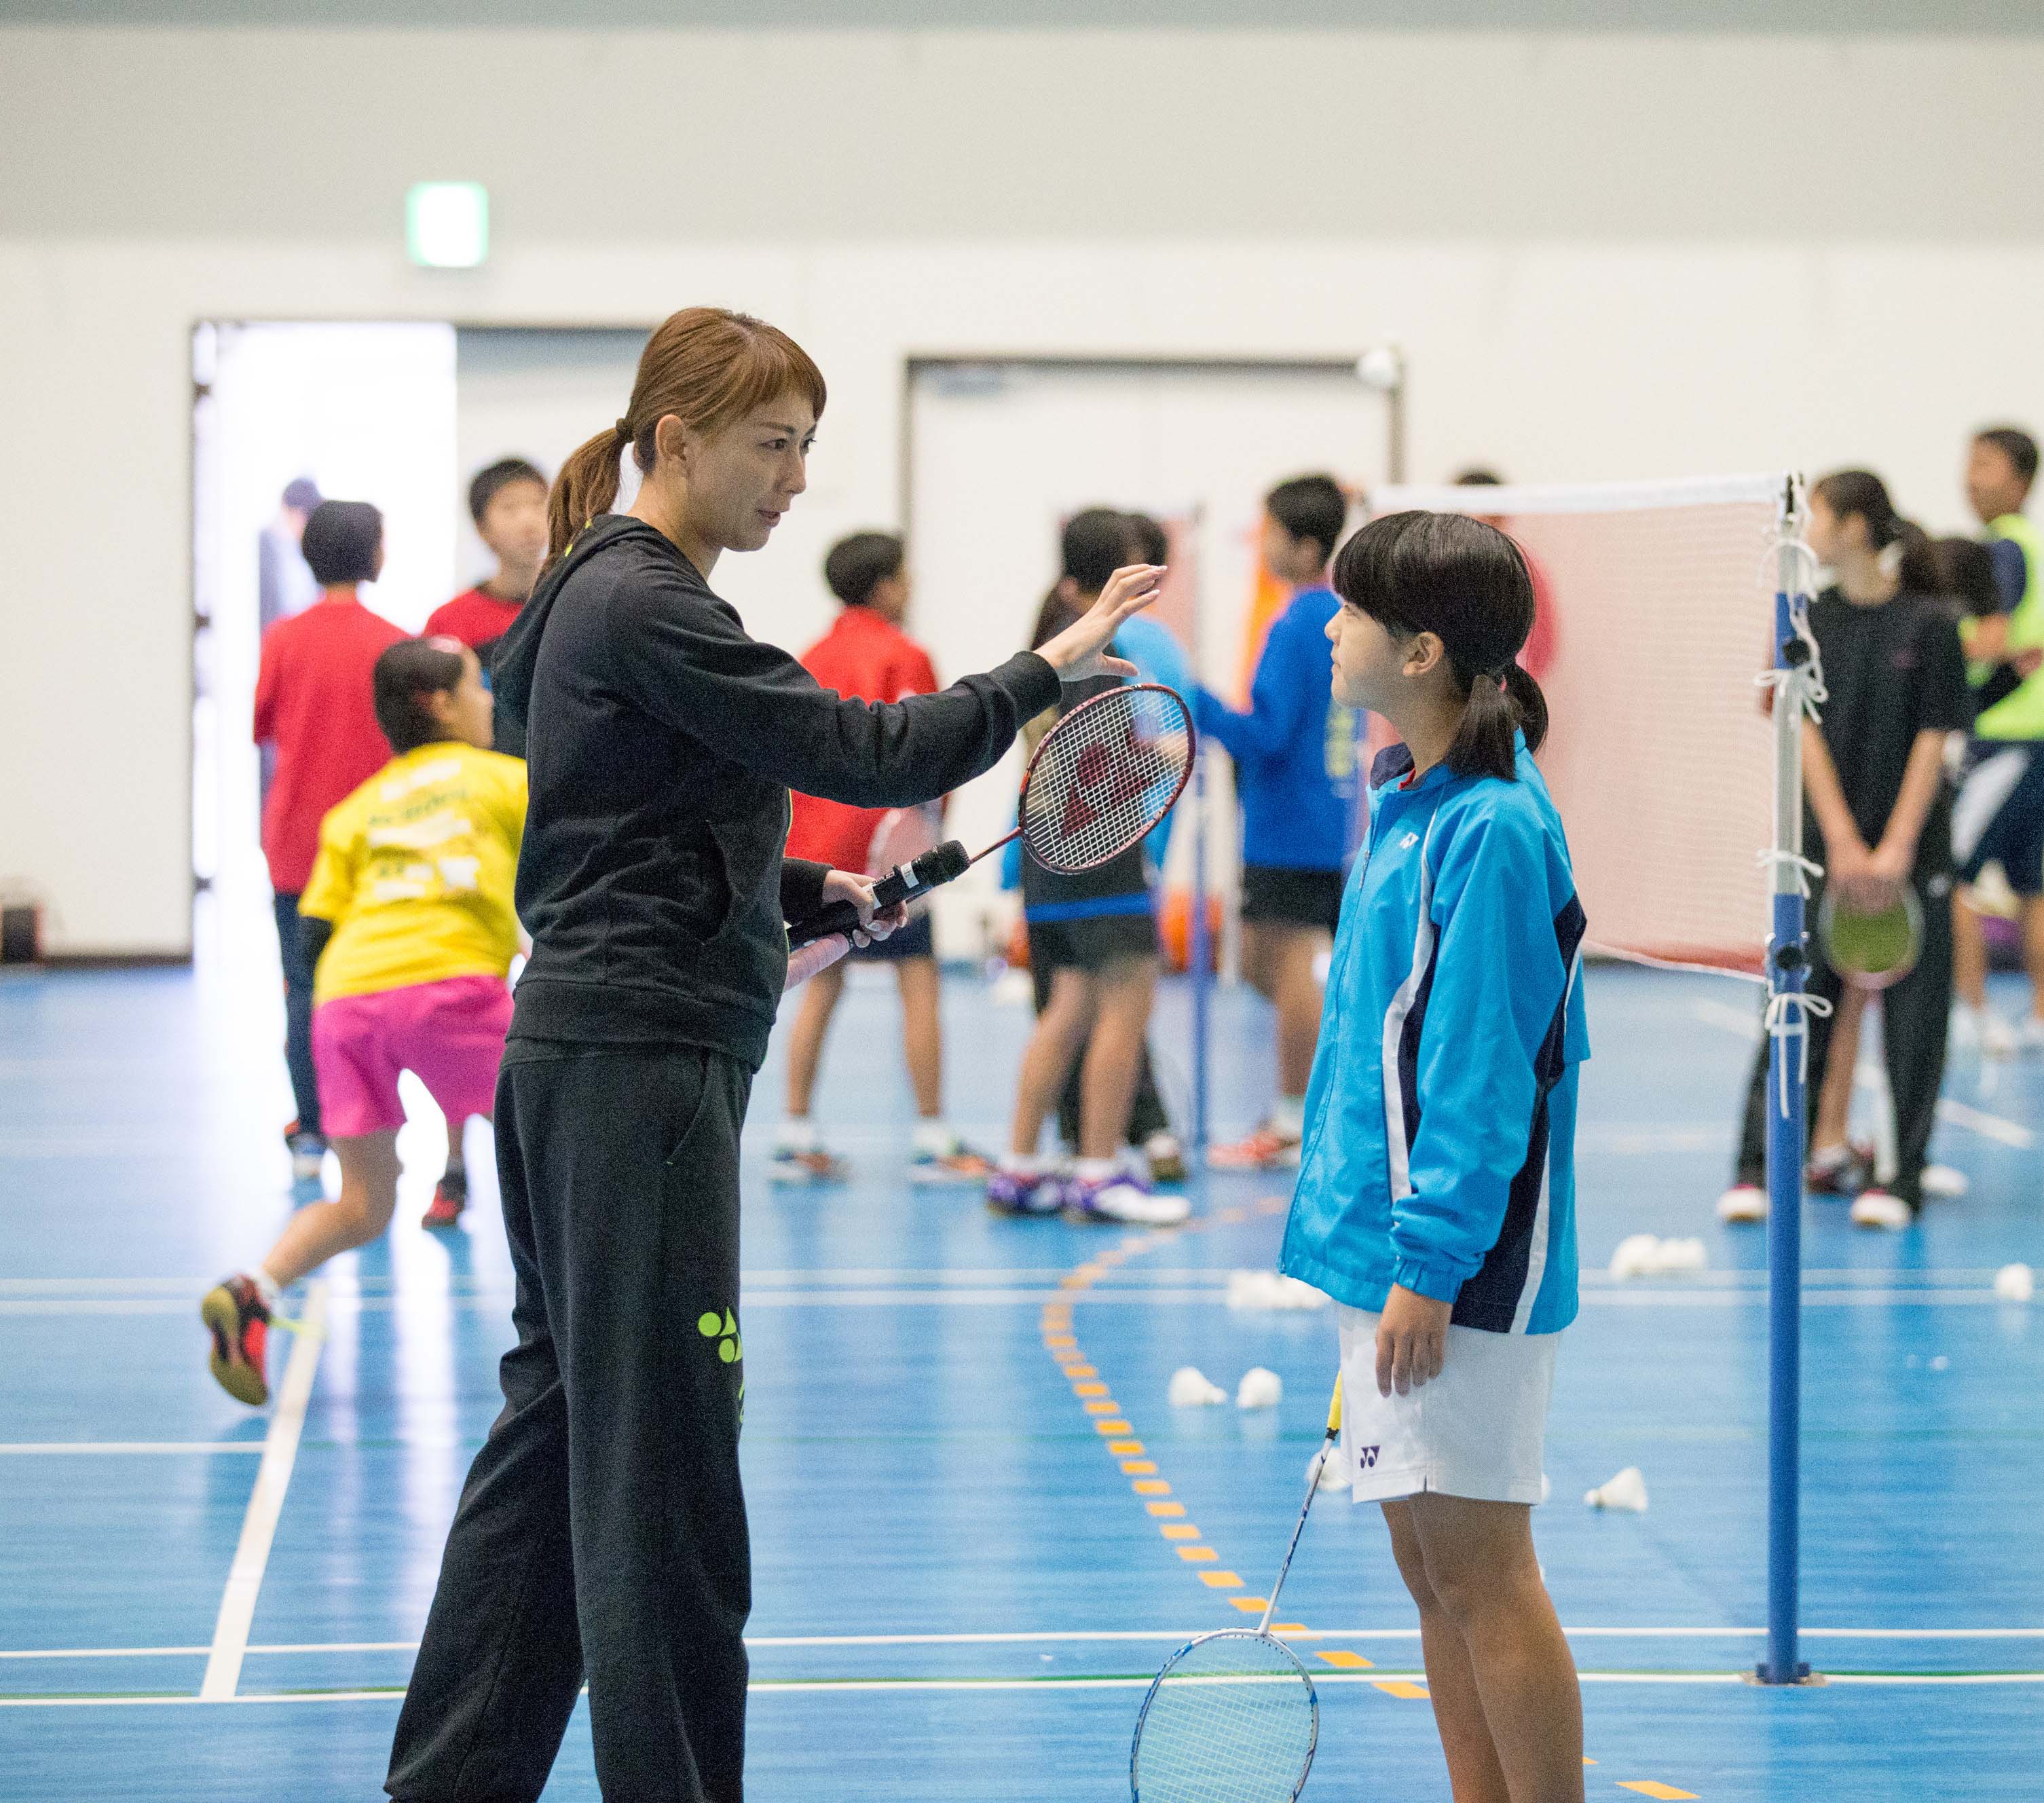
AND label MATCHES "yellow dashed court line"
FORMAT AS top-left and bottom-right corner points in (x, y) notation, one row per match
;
(1315, 1650), (1375, 1671)
(1131, 1479), (1170, 1495)
(1618, 1786), (1697, 1801)
(1373, 1679), (1430, 1700)
(1145, 1502), (1185, 1518)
